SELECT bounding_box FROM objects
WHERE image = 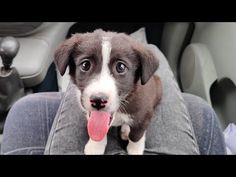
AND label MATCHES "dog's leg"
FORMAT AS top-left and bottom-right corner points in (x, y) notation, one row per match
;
(127, 132), (145, 155)
(120, 124), (130, 141)
(84, 135), (107, 155)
